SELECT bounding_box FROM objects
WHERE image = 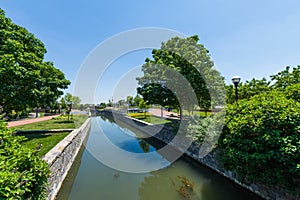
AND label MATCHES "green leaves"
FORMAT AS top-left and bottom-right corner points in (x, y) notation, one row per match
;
(0, 120), (50, 199)
(0, 8), (70, 117)
(271, 66), (300, 89)
(220, 90), (300, 194)
(137, 35), (225, 116)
